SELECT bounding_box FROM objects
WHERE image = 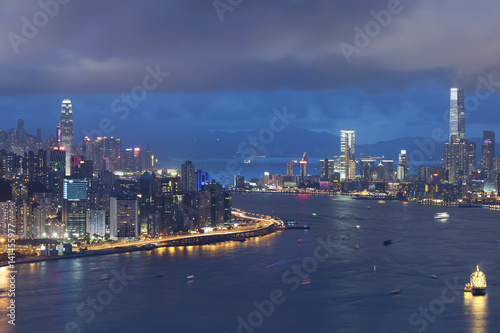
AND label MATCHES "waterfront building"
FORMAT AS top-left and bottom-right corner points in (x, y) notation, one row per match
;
(397, 150), (410, 181)
(286, 162), (293, 176)
(359, 159), (375, 180)
(300, 152), (308, 177)
(110, 195), (139, 240)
